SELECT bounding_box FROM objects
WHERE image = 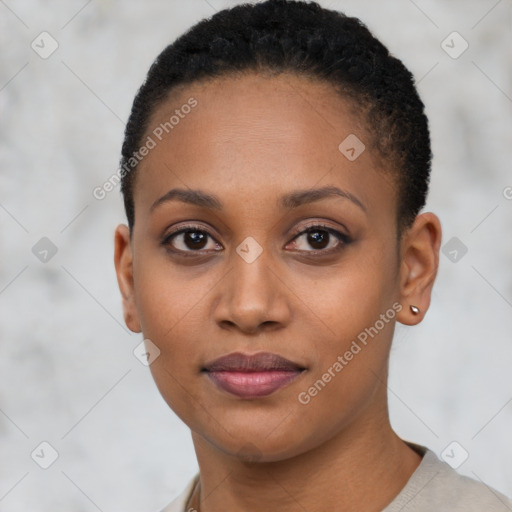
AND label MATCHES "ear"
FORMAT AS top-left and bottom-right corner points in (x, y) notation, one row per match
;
(114, 224), (142, 333)
(396, 212), (442, 326)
